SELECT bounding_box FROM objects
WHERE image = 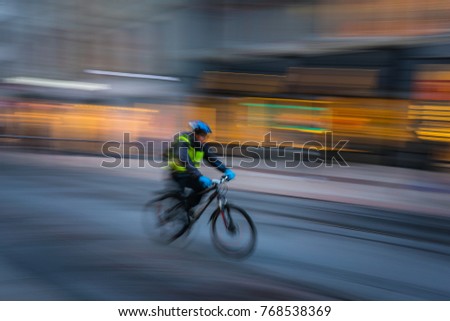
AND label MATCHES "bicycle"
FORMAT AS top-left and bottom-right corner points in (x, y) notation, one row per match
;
(142, 176), (257, 259)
